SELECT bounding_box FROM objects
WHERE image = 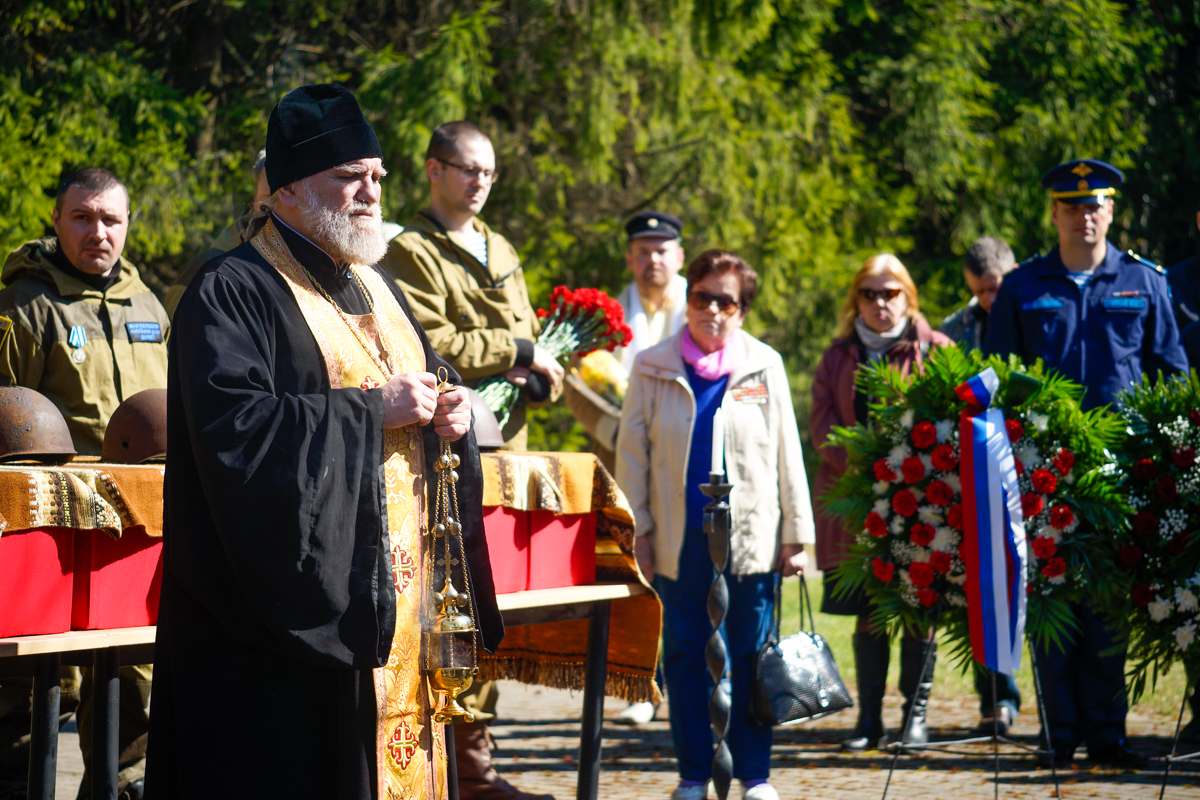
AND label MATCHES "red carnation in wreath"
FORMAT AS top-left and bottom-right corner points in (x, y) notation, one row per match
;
(931, 444), (958, 472)
(909, 562), (935, 588)
(947, 503), (964, 531)
(1133, 458), (1159, 481)
(1040, 557), (1067, 579)
(925, 480), (954, 507)
(910, 523), (935, 547)
(873, 459), (897, 482)
(865, 511), (888, 537)
(1118, 544), (1143, 567)
(1175, 447), (1196, 469)
(1031, 536), (1057, 559)
(1132, 583), (1157, 607)
(911, 421), (938, 450)
(1157, 475), (1179, 503)
(1170, 531), (1193, 555)
(1031, 469), (1057, 494)
(930, 551), (953, 573)
(1191, 409), (1200, 427)
(1052, 449), (1075, 476)
(873, 557), (895, 582)
(1021, 493), (1043, 518)
(1133, 512), (1159, 537)
(901, 456), (926, 484)
(1006, 419), (1023, 443)
(892, 489), (918, 517)
(917, 588), (940, 607)
(1048, 504), (1074, 530)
